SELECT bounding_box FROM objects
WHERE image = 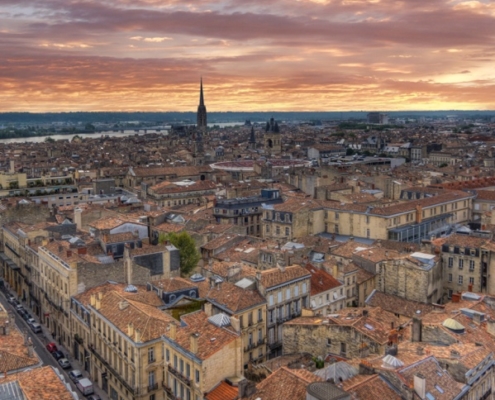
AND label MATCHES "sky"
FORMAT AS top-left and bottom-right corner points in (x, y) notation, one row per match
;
(1, 0), (495, 112)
